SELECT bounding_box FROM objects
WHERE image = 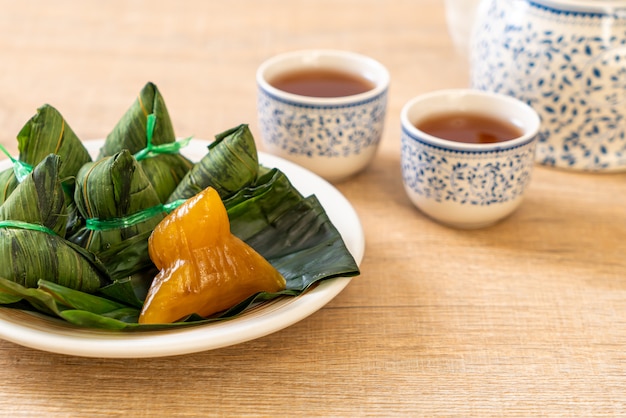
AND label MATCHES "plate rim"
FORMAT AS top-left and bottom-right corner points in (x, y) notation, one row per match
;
(0, 139), (365, 358)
